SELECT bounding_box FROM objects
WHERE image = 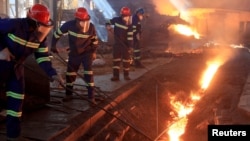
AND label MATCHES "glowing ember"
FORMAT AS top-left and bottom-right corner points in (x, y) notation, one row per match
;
(171, 24), (200, 39)
(167, 62), (220, 141)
